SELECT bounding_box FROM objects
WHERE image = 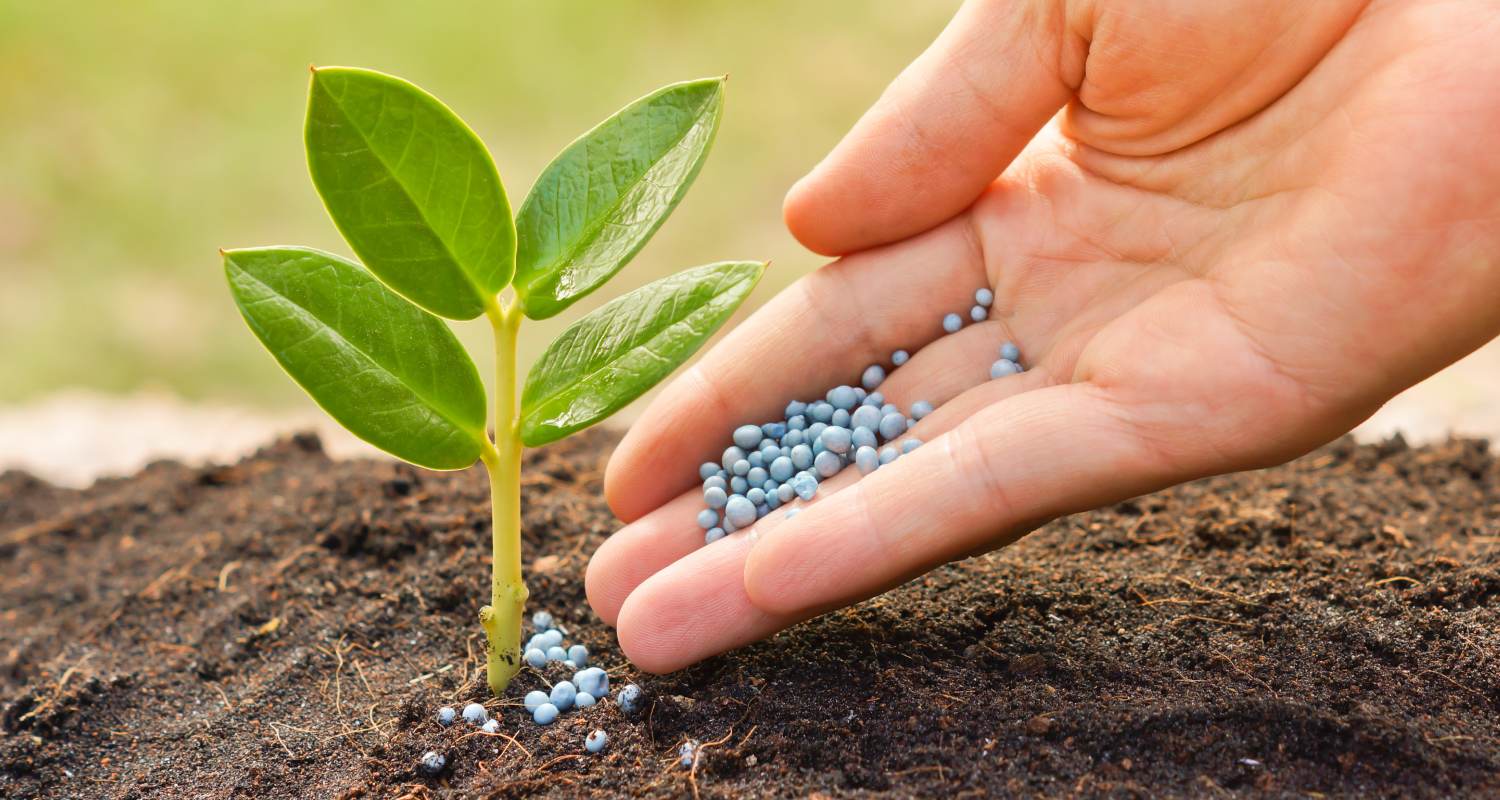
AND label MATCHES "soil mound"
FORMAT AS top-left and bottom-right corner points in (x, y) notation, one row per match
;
(2, 431), (1496, 798)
